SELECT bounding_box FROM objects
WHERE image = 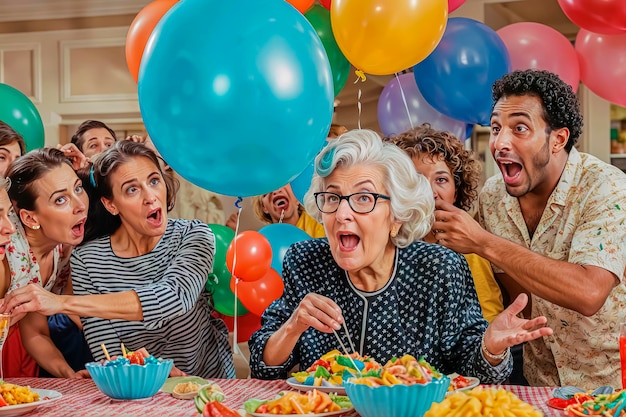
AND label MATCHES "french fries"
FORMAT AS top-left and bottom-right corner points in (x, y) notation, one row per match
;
(425, 387), (543, 417)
